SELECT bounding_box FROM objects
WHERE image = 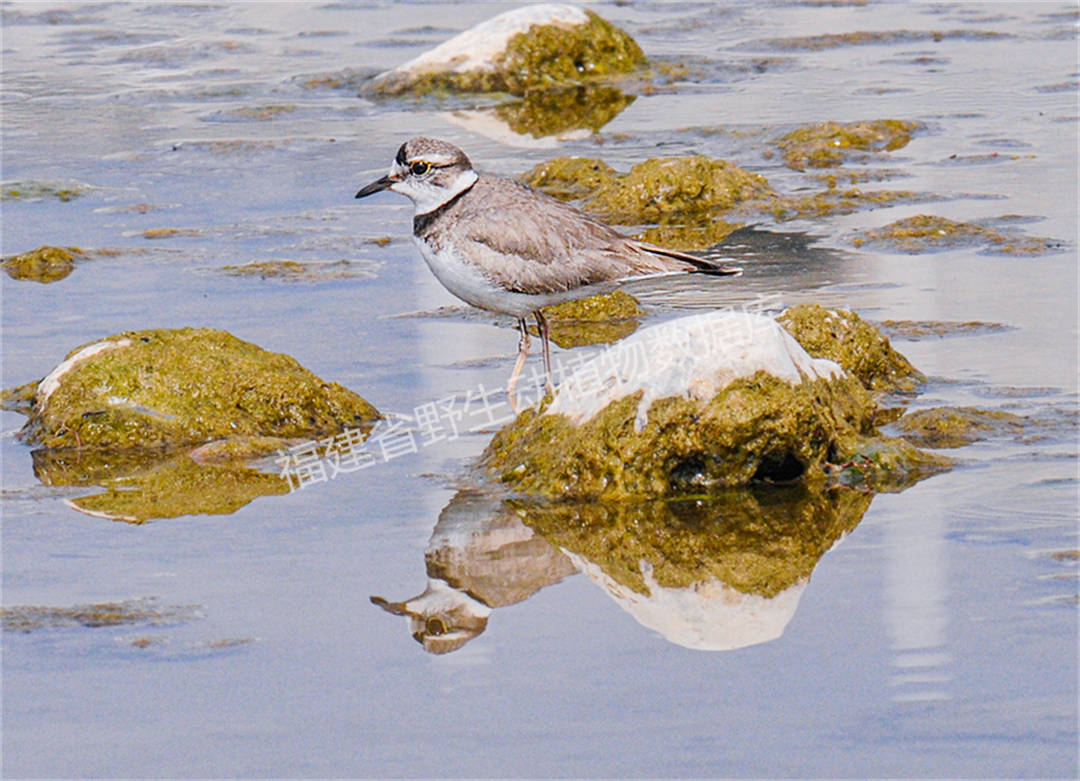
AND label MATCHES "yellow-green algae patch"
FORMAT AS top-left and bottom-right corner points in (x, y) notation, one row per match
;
(767, 187), (932, 221)
(778, 304), (924, 392)
(894, 406), (1027, 448)
(776, 120), (918, 170)
(523, 156), (619, 202)
(512, 483), (872, 598)
(522, 154), (773, 250)
(22, 328), (380, 451)
(536, 290), (643, 348)
(877, 319), (1011, 340)
(855, 214), (1059, 255)
(484, 371), (879, 501)
(221, 259), (365, 282)
(764, 29), (1005, 51)
(2, 598), (197, 633)
(375, 10), (646, 96)
(2, 180), (88, 201)
(493, 85), (635, 138)
(3, 245), (84, 283)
